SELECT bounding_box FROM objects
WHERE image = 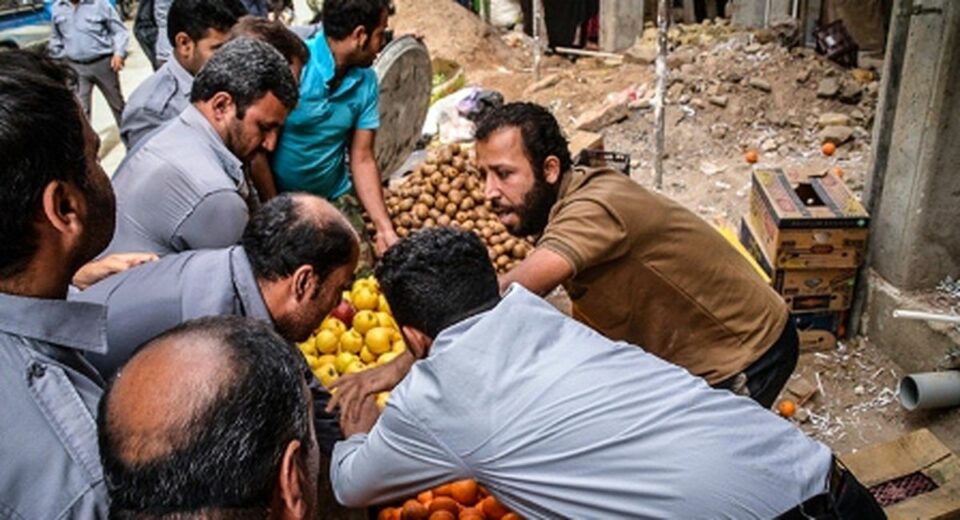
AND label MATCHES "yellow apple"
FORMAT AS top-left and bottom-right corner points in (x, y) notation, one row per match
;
(375, 312), (397, 330)
(352, 310), (379, 335)
(316, 354), (337, 367)
(360, 346), (376, 364)
(314, 329), (339, 355)
(334, 352), (358, 374)
(378, 294), (391, 314)
(351, 287), (379, 311)
(339, 330), (363, 354)
(319, 316), (347, 337)
(297, 337), (317, 358)
(344, 360), (366, 375)
(377, 351), (400, 365)
(376, 391), (390, 410)
(315, 363), (339, 388)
